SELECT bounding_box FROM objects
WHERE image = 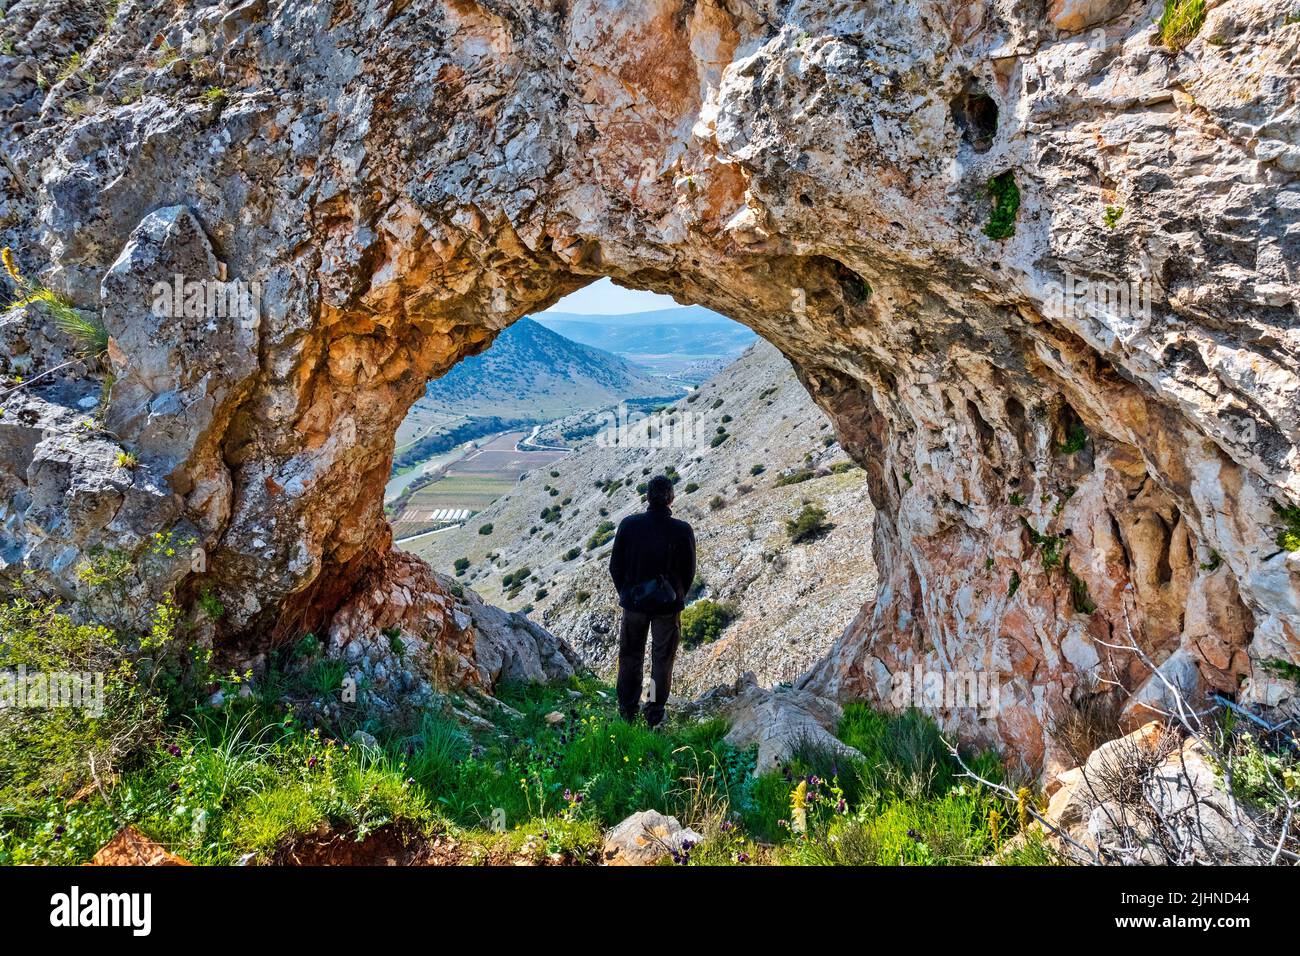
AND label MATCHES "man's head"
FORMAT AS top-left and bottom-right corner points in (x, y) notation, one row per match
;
(646, 474), (674, 510)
